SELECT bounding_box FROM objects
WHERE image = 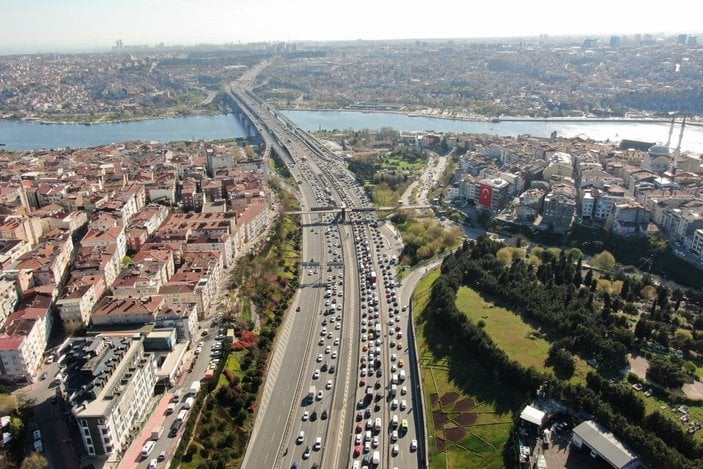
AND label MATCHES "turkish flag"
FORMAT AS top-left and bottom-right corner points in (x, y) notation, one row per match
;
(479, 184), (493, 207)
